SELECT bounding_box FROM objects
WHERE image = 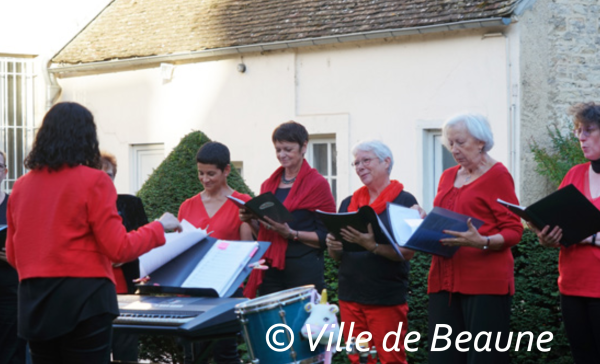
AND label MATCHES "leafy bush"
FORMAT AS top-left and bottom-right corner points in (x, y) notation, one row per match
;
(529, 124), (585, 188)
(136, 130), (254, 363)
